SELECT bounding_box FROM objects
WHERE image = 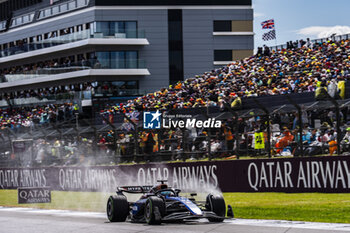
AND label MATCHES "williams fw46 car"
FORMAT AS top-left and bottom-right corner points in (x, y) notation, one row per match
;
(106, 181), (234, 224)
